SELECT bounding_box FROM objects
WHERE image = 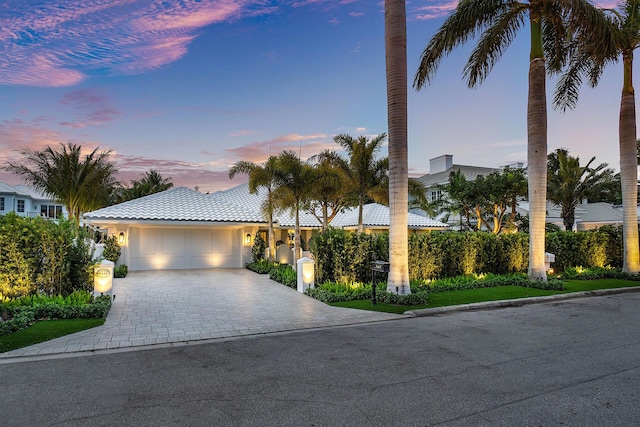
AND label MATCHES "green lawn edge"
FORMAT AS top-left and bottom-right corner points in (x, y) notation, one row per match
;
(329, 279), (640, 314)
(0, 318), (105, 353)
